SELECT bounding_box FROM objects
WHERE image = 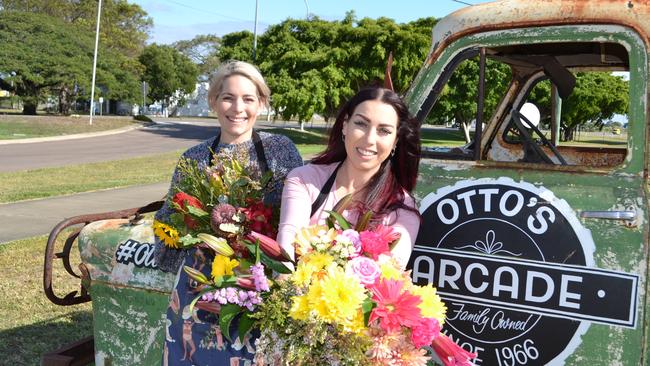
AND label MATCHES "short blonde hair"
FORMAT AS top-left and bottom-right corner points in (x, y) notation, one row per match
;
(207, 61), (270, 110)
